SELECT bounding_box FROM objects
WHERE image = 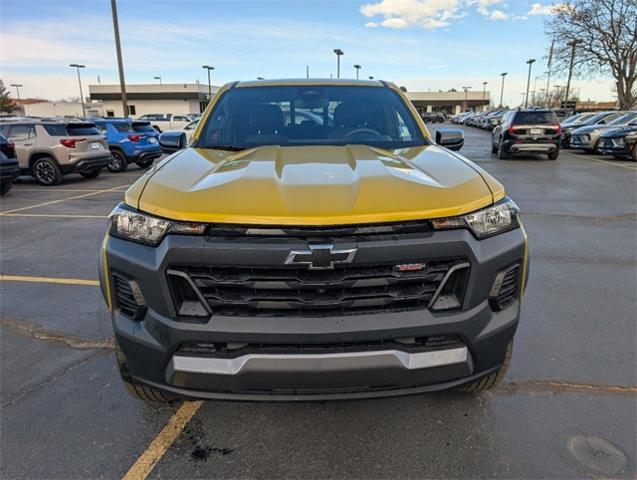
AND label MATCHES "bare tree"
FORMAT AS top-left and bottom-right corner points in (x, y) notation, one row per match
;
(546, 0), (637, 109)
